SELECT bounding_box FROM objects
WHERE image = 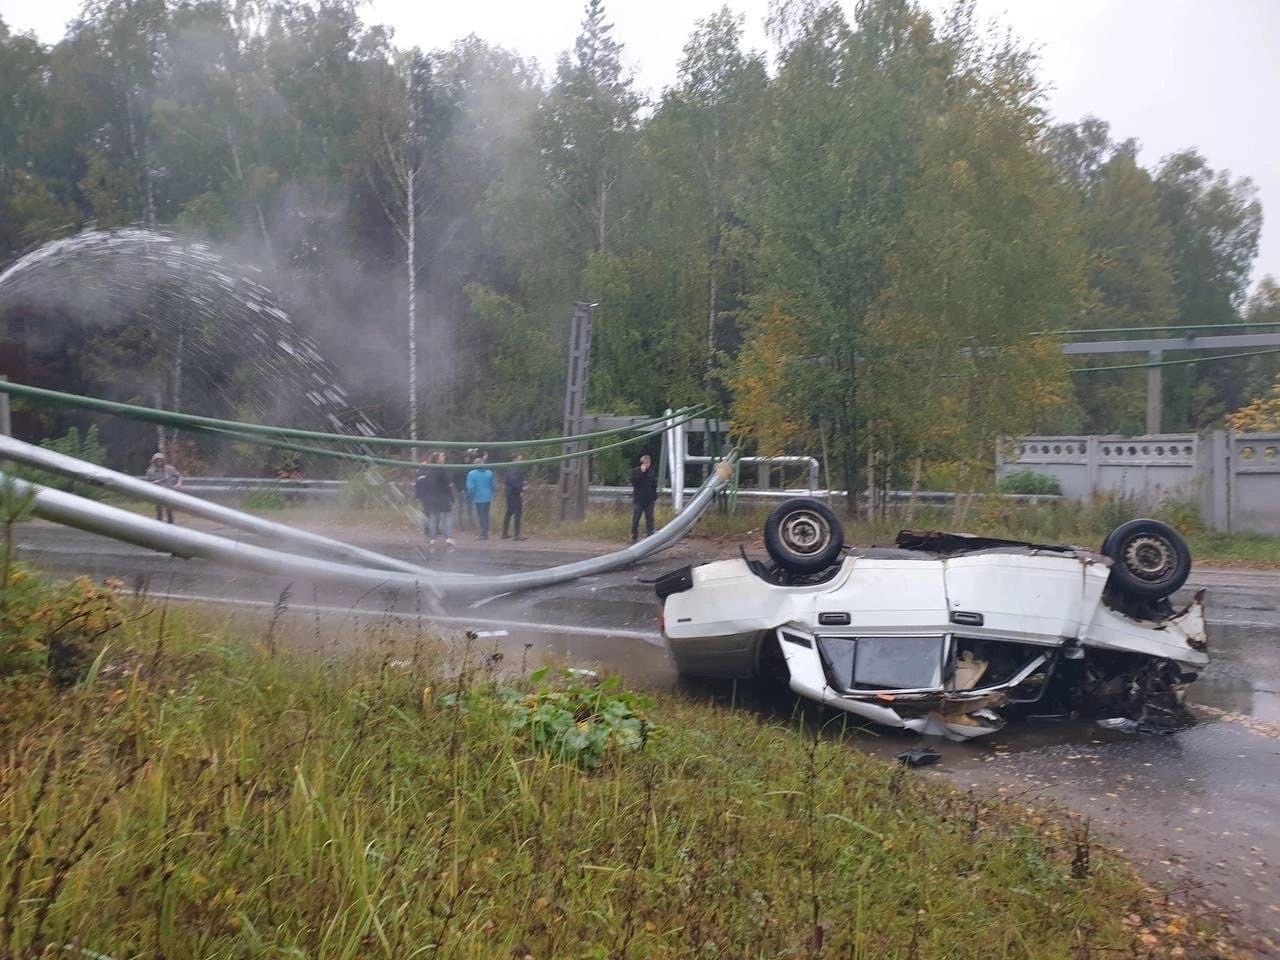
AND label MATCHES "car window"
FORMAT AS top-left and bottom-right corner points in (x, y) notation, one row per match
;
(817, 635), (946, 691)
